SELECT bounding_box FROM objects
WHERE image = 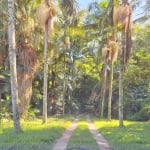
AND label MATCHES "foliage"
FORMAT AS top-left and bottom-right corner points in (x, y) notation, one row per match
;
(123, 25), (150, 121)
(129, 86), (150, 121)
(0, 0), (150, 121)
(73, 75), (98, 113)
